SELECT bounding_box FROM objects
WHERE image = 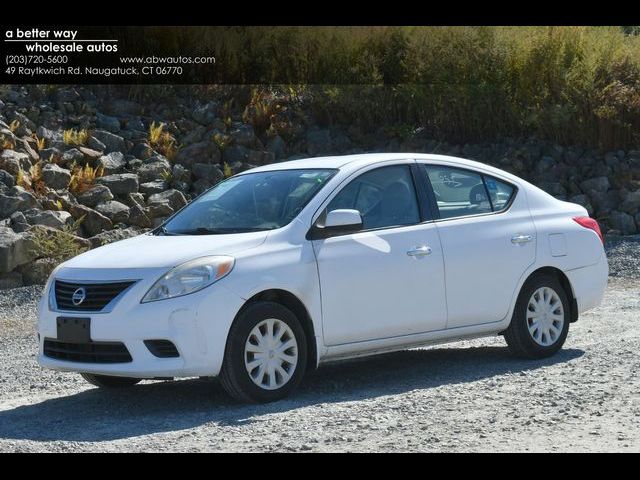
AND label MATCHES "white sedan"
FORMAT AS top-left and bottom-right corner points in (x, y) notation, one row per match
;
(37, 153), (608, 403)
